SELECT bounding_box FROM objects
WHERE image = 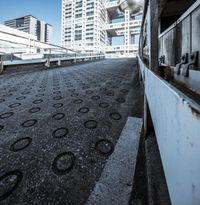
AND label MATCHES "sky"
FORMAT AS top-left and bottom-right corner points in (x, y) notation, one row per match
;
(0, 0), (62, 45)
